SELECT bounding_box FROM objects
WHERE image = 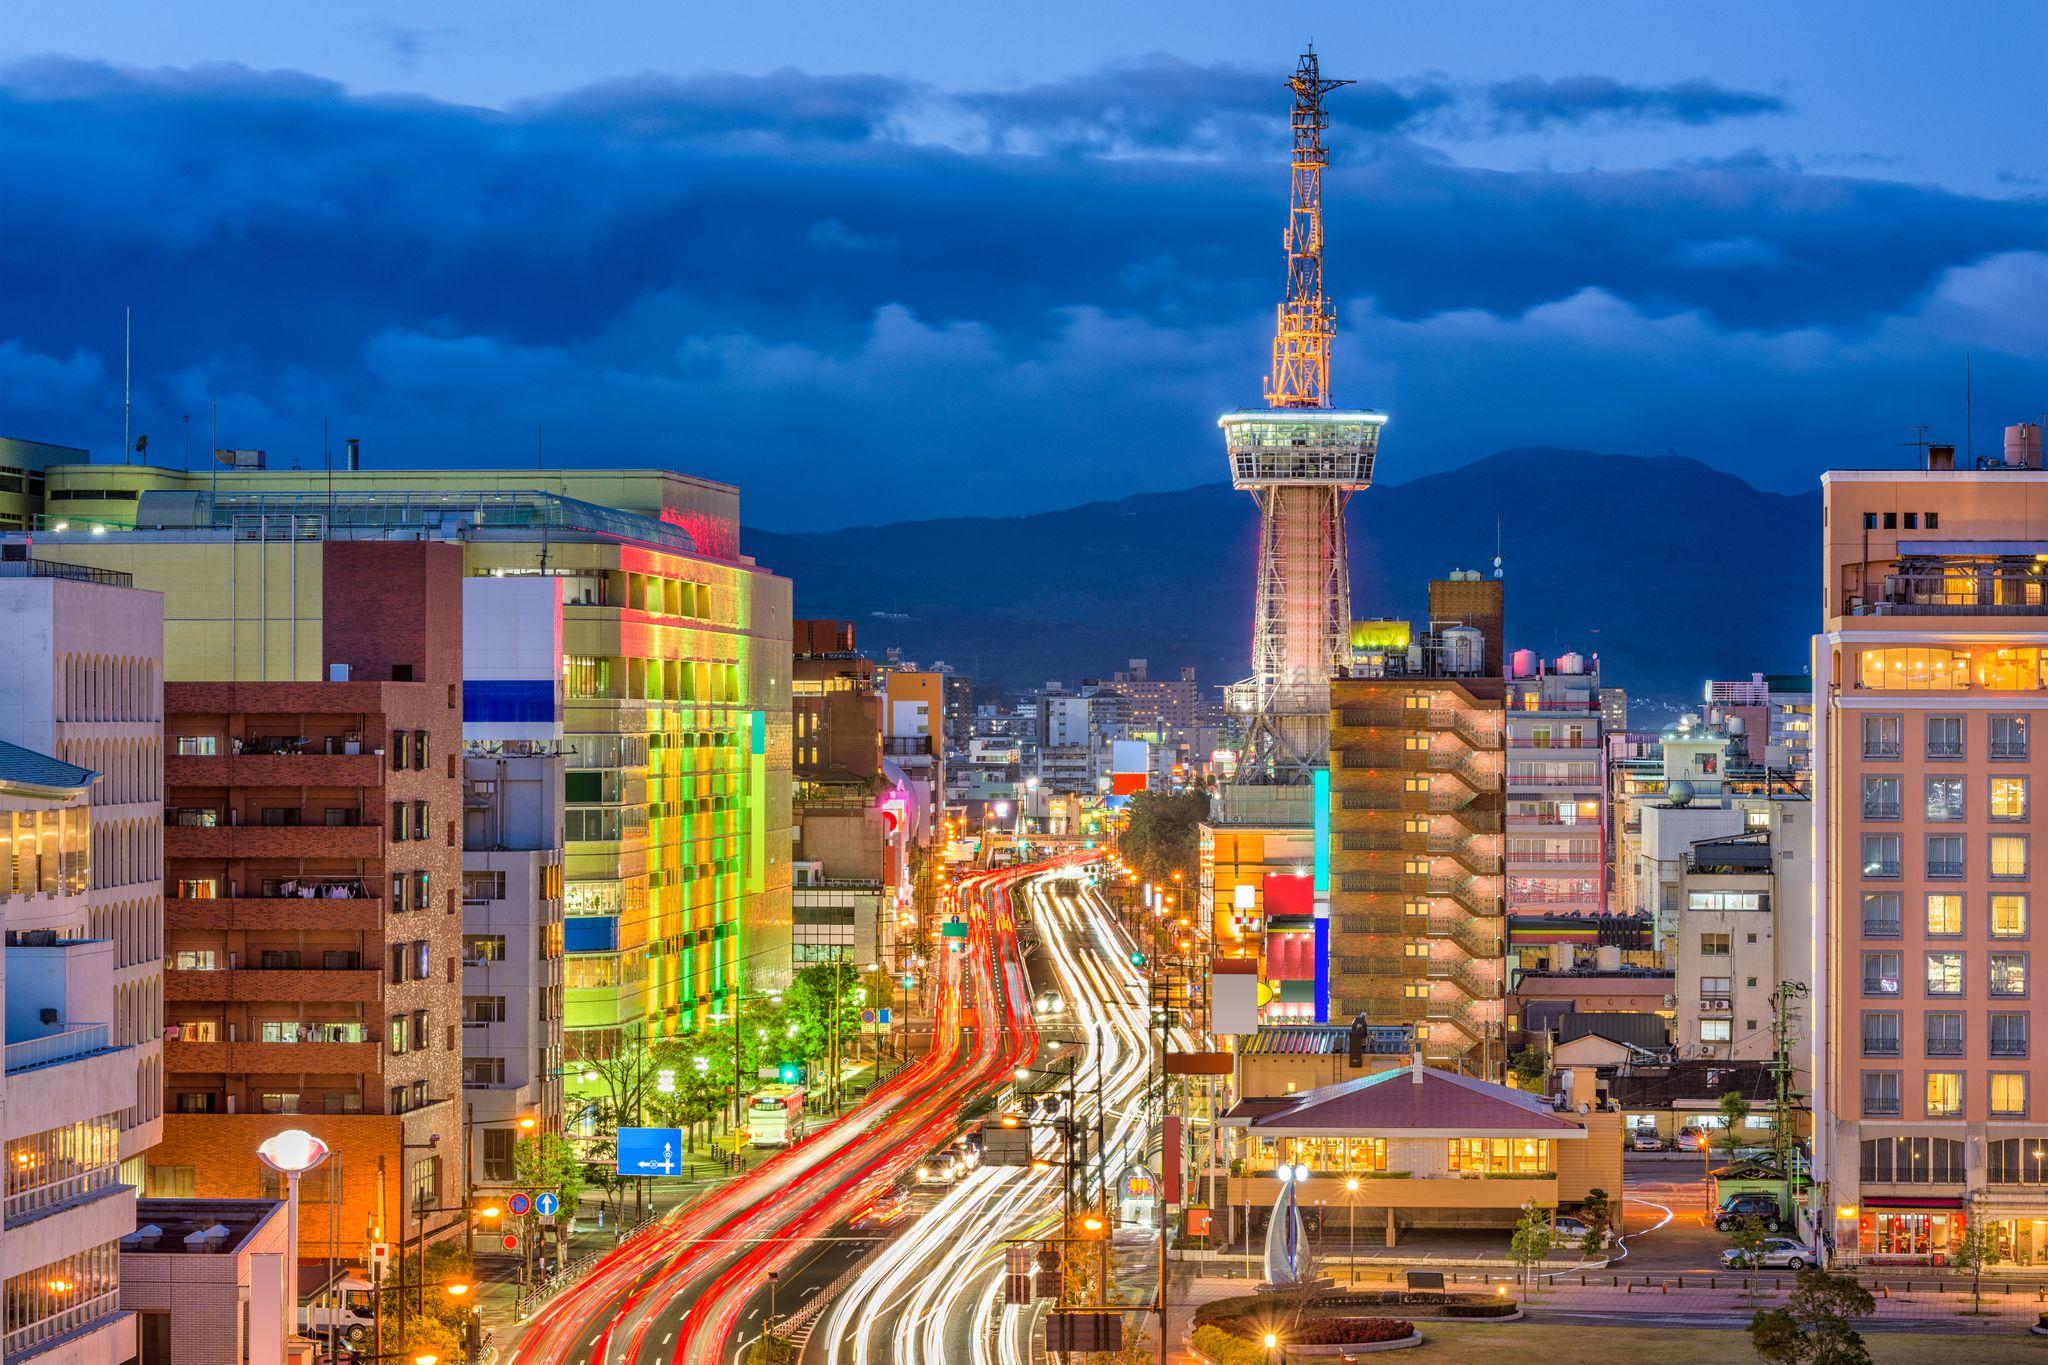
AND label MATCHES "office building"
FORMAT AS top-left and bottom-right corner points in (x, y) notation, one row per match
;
(461, 575), (566, 1189)
(27, 469), (793, 1087)
(118, 1197), (291, 1365)
(1815, 424), (2048, 1266)
(1, 741), (140, 1363)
